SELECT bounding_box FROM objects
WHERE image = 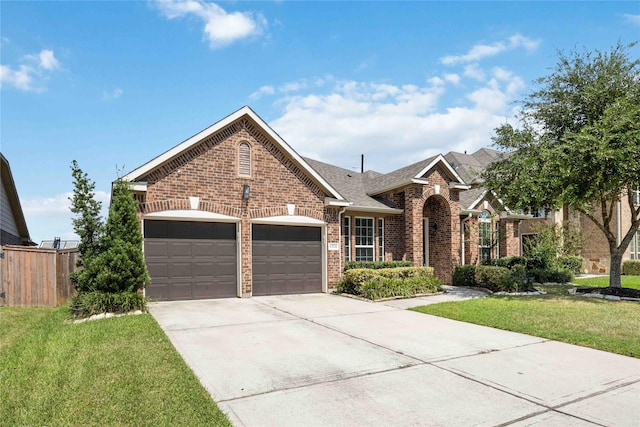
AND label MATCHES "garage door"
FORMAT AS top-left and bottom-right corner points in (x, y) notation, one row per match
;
(144, 220), (237, 301)
(252, 224), (322, 296)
